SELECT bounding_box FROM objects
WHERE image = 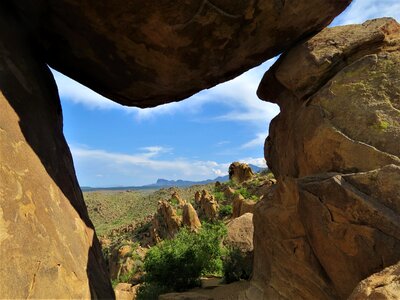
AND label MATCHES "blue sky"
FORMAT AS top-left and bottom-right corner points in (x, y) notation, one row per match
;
(54, 0), (400, 187)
